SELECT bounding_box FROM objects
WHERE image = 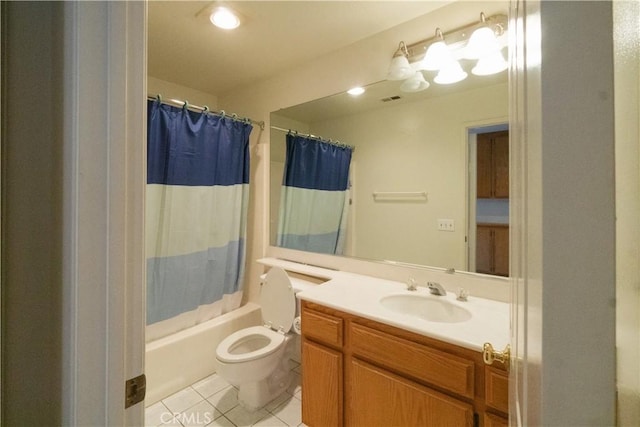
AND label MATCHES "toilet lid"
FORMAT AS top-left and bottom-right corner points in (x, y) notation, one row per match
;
(260, 267), (295, 332)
